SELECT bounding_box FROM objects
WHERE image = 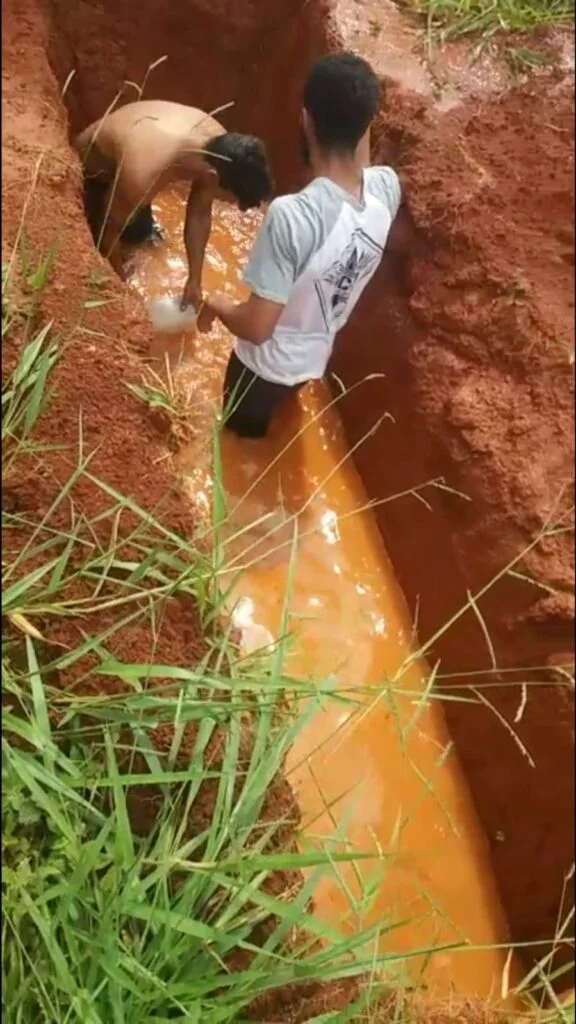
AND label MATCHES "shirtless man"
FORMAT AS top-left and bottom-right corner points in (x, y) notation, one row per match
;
(75, 100), (273, 310)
